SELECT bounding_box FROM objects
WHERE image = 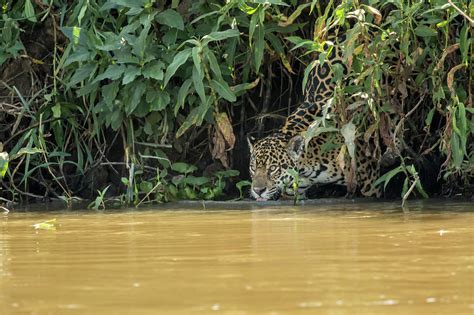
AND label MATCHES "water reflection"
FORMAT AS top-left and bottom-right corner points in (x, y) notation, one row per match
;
(0, 201), (473, 314)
